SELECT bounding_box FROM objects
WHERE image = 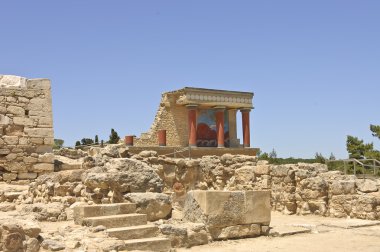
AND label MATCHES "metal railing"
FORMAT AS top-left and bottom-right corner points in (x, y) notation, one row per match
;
(326, 158), (380, 177)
